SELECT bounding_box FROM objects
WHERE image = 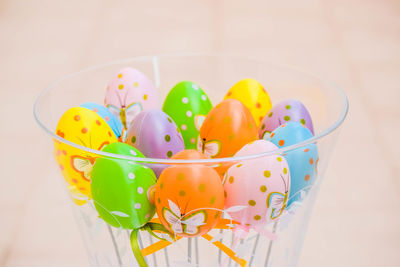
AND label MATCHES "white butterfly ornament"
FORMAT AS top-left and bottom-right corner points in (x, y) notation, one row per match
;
(163, 200), (206, 236)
